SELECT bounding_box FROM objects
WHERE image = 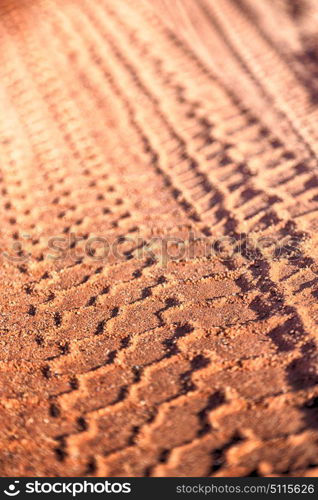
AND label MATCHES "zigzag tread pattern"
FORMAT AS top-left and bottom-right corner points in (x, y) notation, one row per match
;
(1, 0), (318, 477)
